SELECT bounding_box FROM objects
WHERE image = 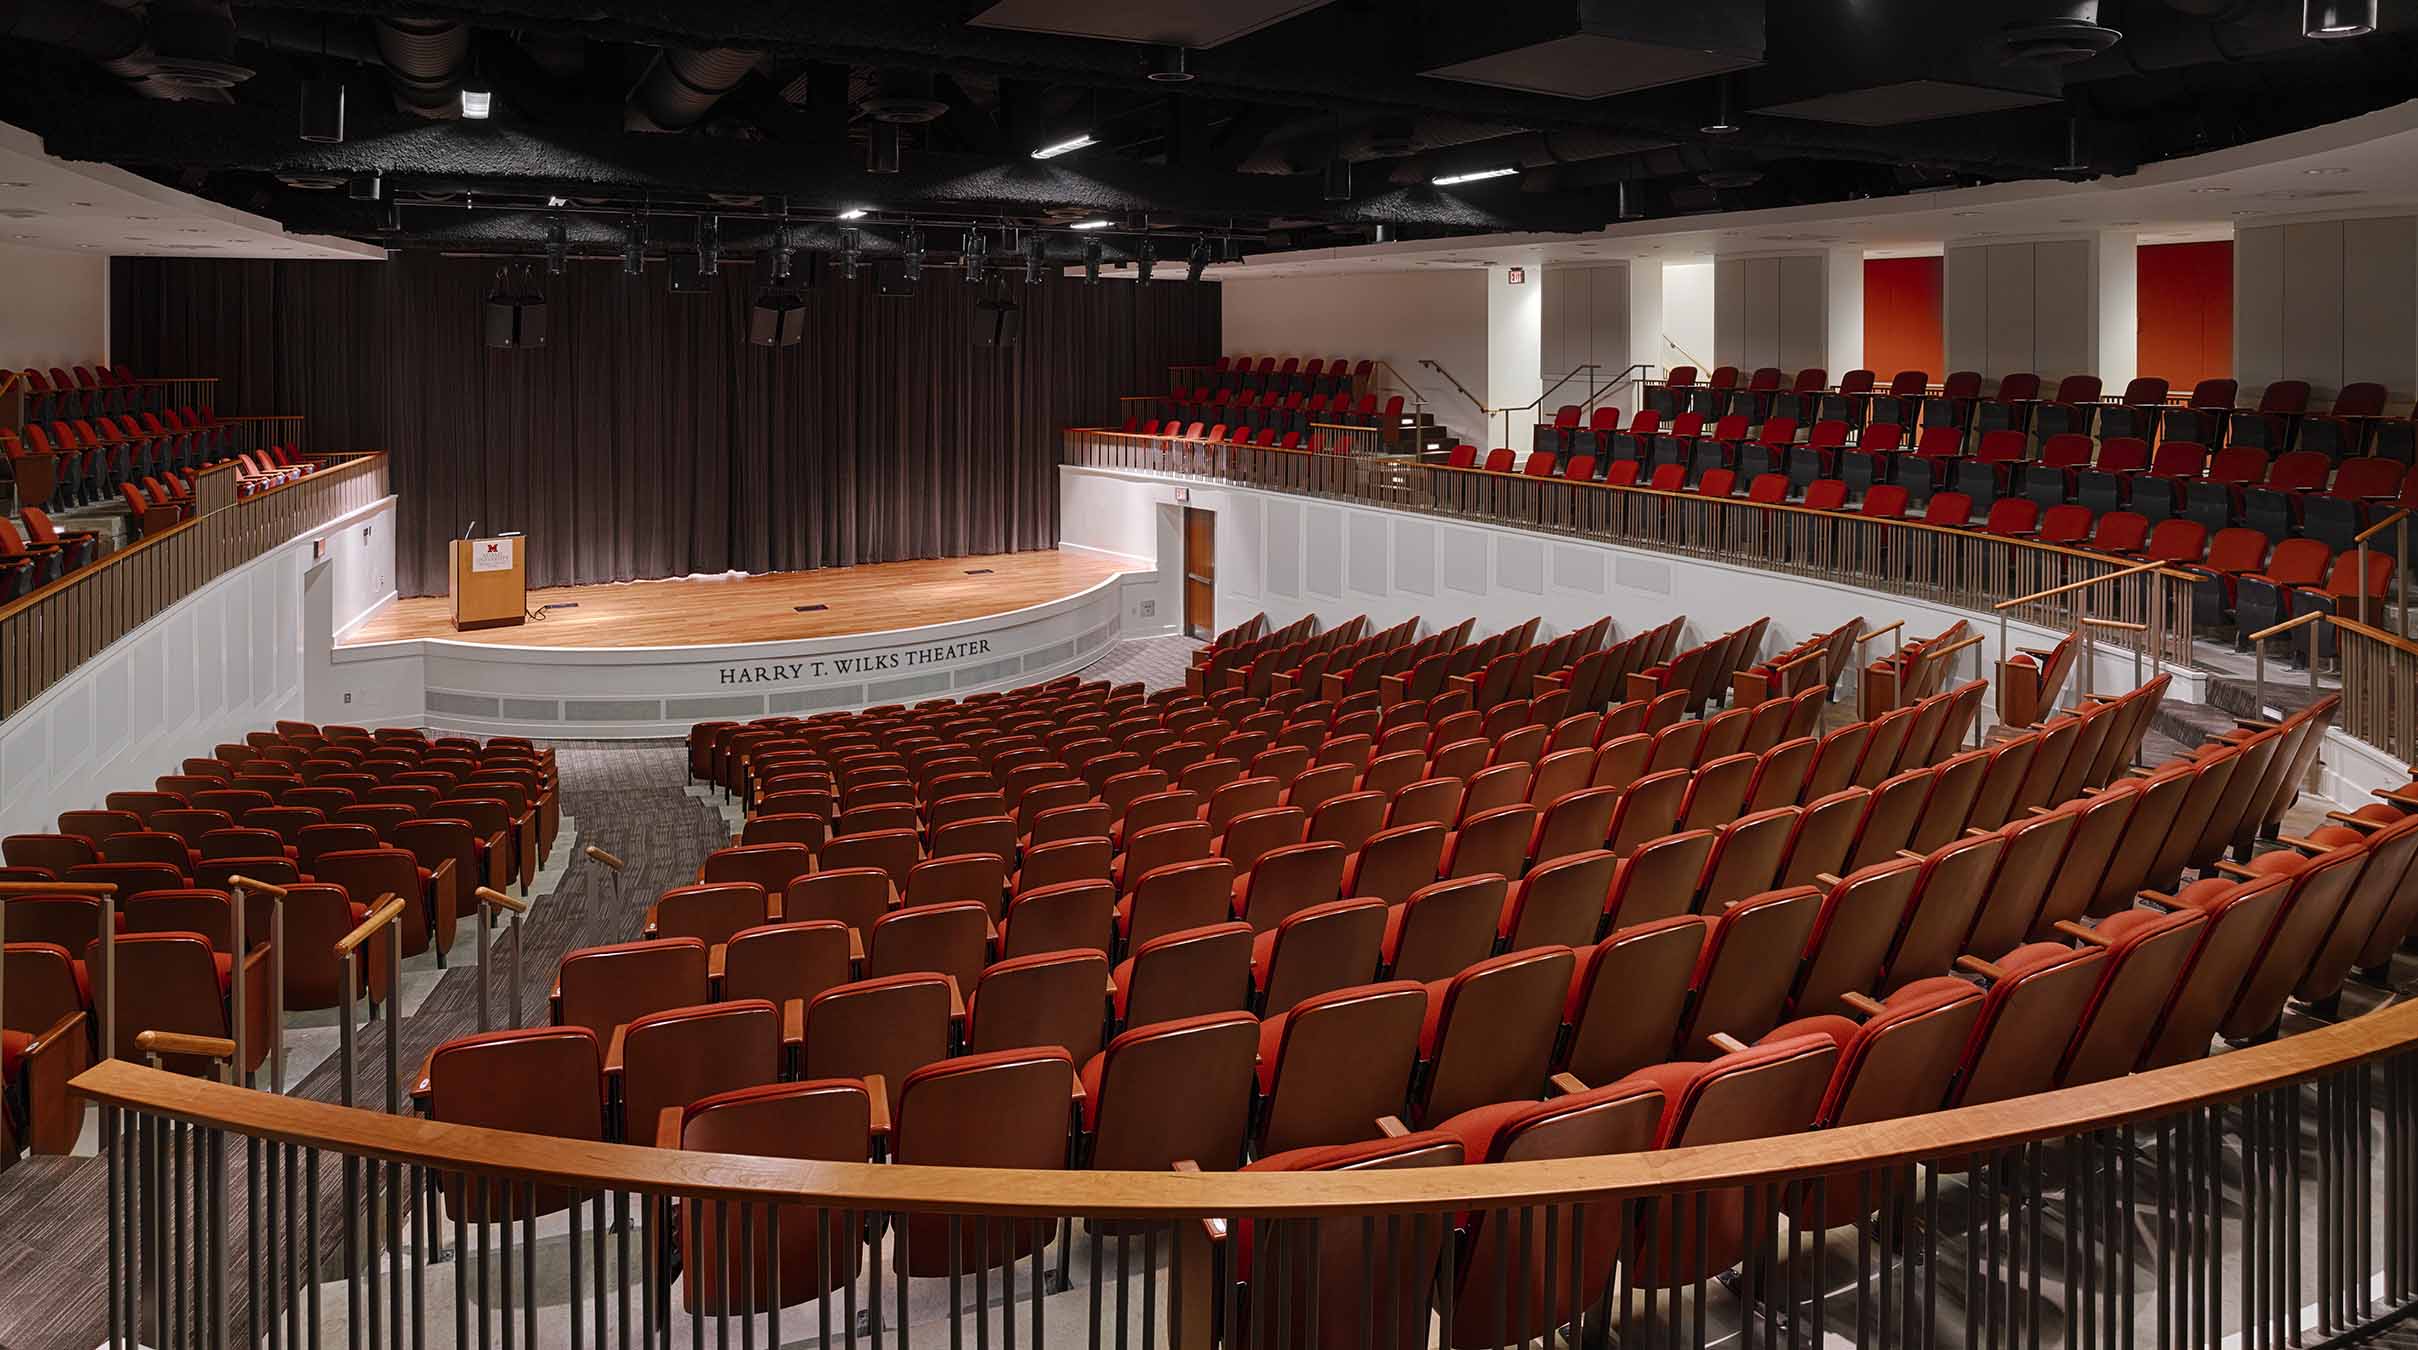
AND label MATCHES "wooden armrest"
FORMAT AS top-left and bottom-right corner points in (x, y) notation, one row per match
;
(410, 1050), (437, 1108)
(945, 977), (966, 1022)
(2323, 812), (2384, 832)
(2232, 717), (2283, 731)
(2052, 919), (2111, 948)
(1375, 1115), (1411, 1138)
(1965, 827), (1993, 838)
(1174, 1161), (1227, 1240)
(655, 1105), (685, 1151)
(783, 998), (804, 1048)
(865, 1074), (891, 1137)
(1954, 955), (2005, 981)
(2215, 860), (2258, 880)
(2276, 834), (2332, 854)
(1840, 992), (1886, 1018)
(848, 929), (866, 964)
(136, 1030), (236, 1063)
(2138, 890), (2178, 911)
(1548, 1071), (1590, 1096)
(1813, 871), (1846, 889)
(604, 1024), (628, 1077)
(1895, 850), (1926, 863)
(708, 943), (726, 982)
(1706, 1032), (1750, 1055)
(2377, 788), (2418, 809)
